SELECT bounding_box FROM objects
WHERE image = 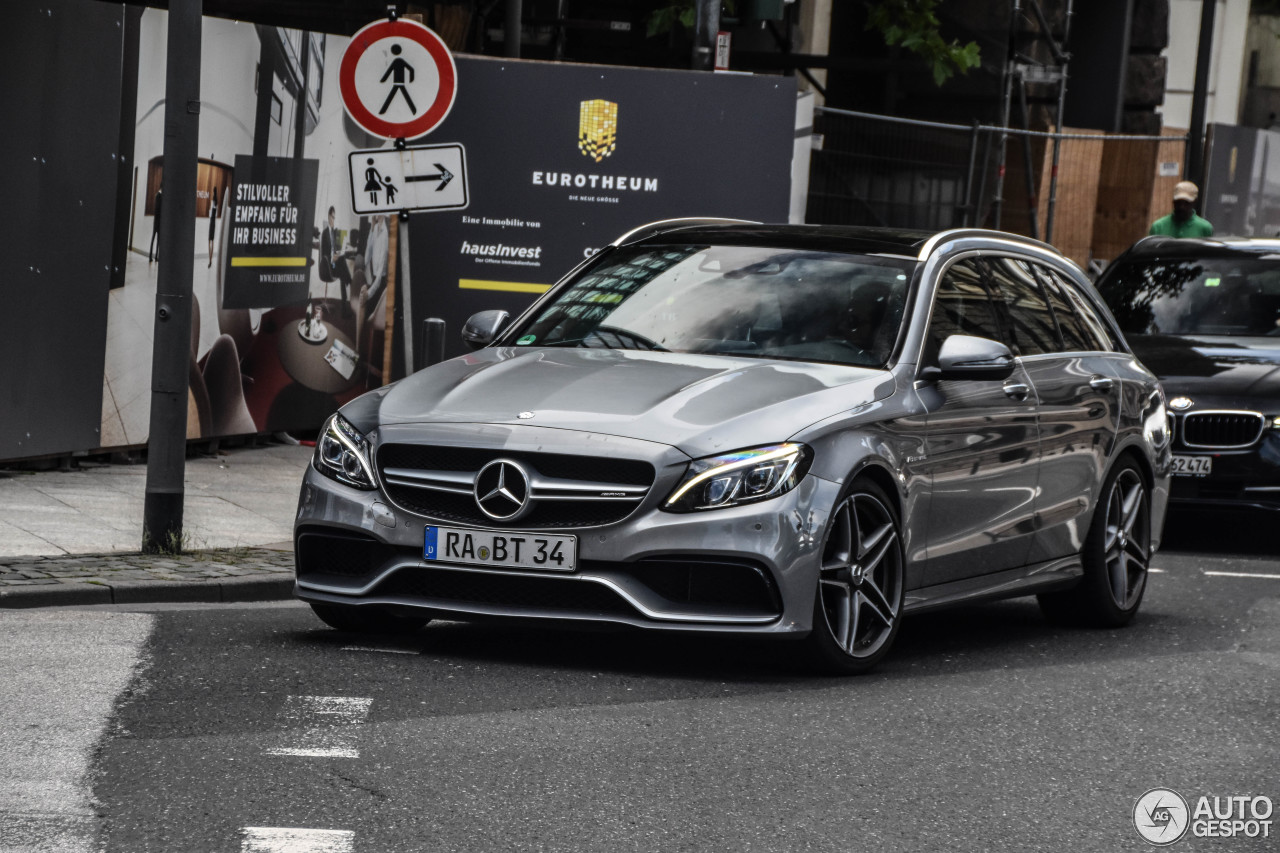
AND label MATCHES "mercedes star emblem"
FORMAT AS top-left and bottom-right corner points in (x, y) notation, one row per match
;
(474, 459), (531, 520)
(518, 411), (536, 419)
